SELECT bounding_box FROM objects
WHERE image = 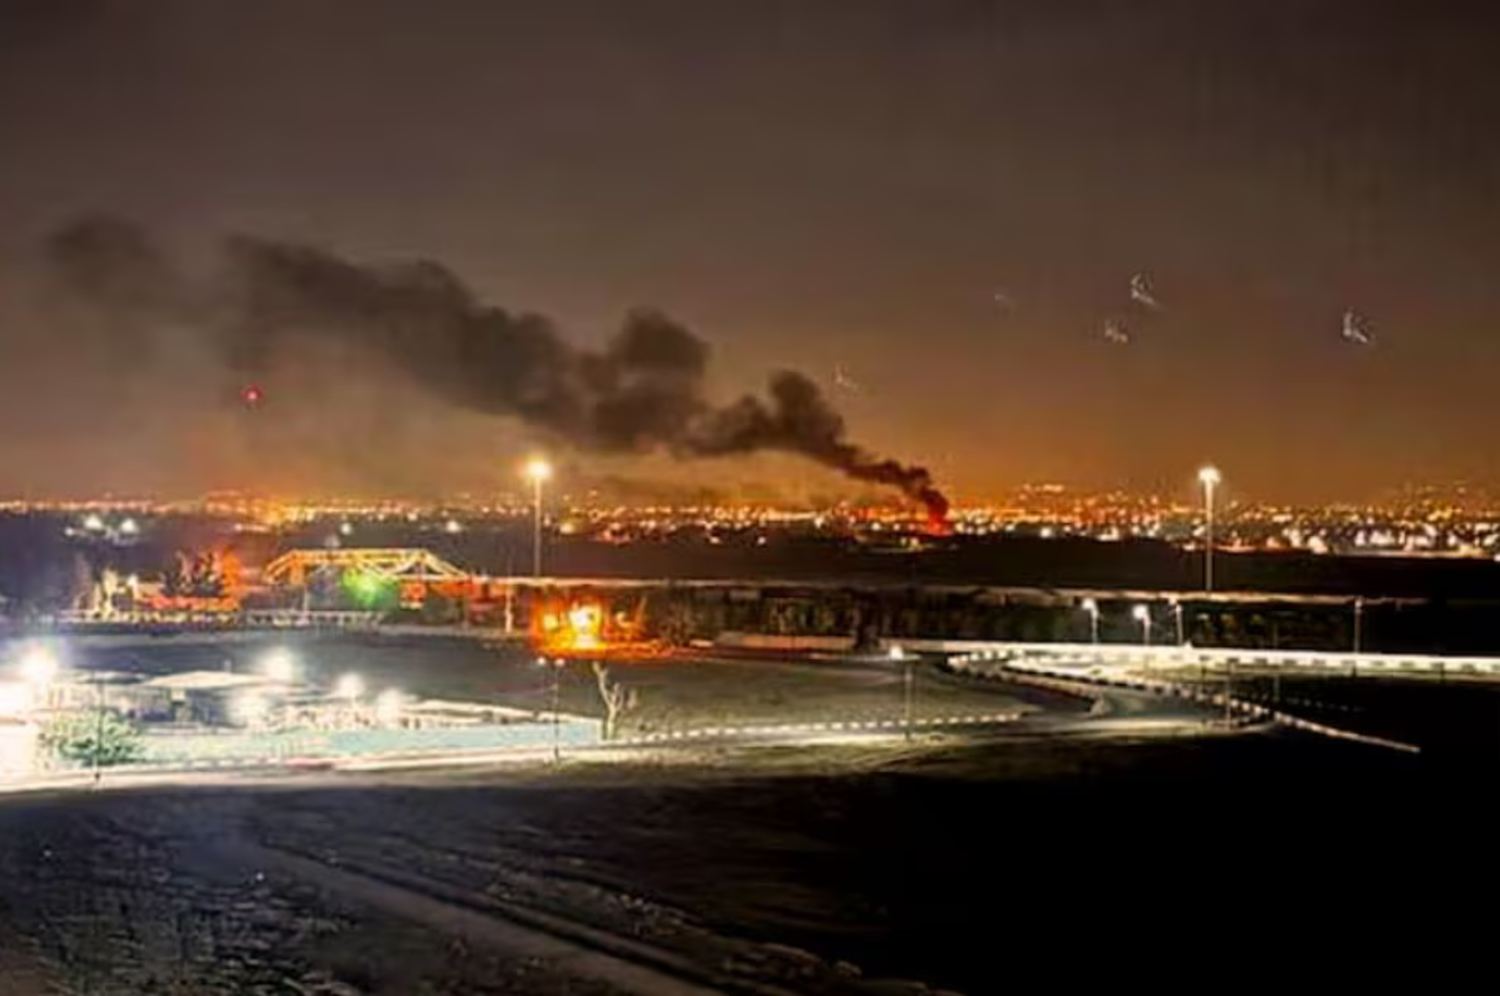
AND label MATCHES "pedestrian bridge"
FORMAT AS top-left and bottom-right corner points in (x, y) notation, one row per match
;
(891, 639), (1500, 679)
